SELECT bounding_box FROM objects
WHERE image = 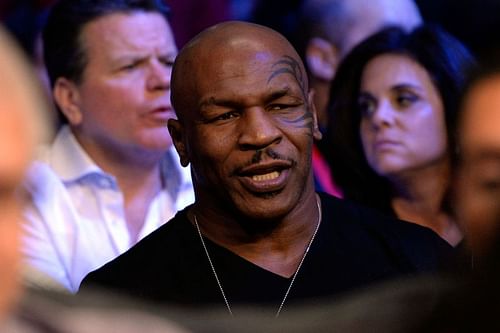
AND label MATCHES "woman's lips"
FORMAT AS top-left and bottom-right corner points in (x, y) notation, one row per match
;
(373, 139), (402, 151)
